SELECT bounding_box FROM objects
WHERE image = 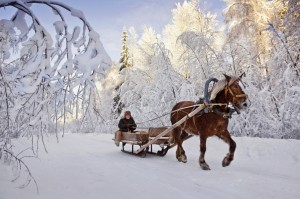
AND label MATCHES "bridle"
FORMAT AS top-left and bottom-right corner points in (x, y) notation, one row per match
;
(225, 80), (248, 99)
(223, 79), (248, 115)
